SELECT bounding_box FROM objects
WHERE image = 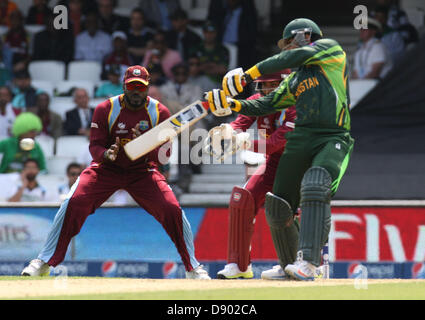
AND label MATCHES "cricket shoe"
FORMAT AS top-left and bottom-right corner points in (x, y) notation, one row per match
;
(217, 263), (254, 279)
(284, 251), (316, 281)
(261, 264), (289, 280)
(21, 259), (51, 276)
(186, 265), (211, 280)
